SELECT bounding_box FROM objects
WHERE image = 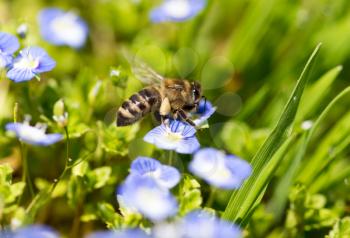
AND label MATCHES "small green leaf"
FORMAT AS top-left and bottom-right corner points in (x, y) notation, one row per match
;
(87, 167), (112, 189)
(178, 175), (202, 216)
(0, 163), (13, 185)
(327, 217), (350, 238)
